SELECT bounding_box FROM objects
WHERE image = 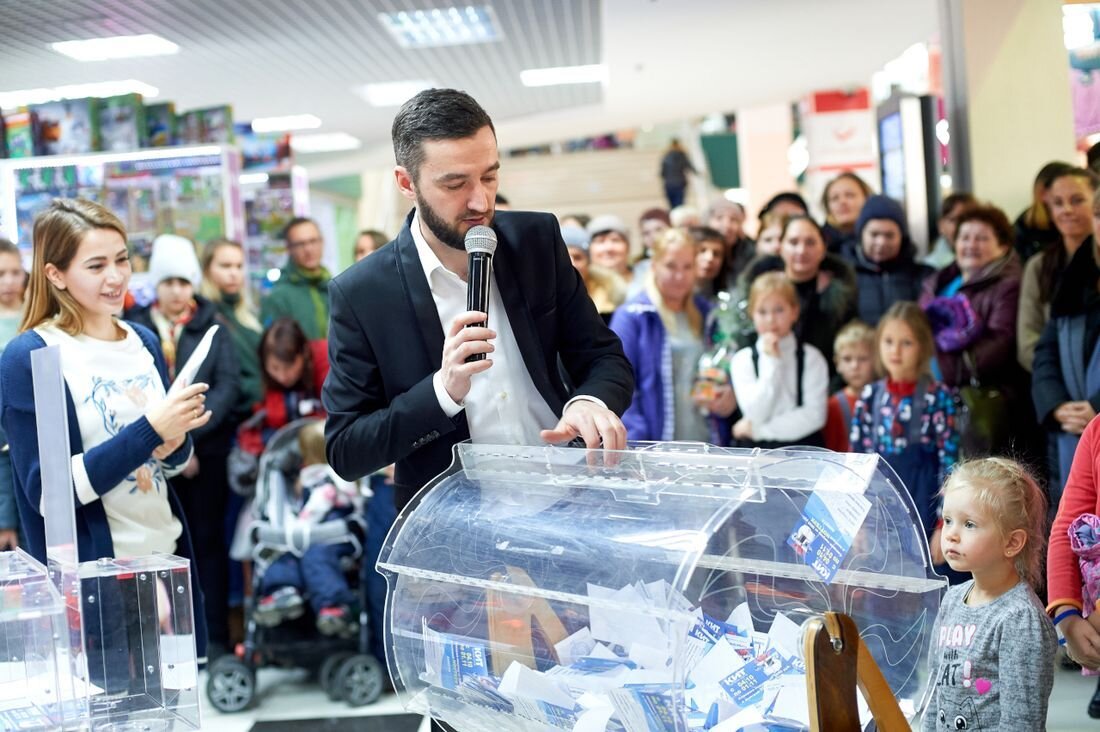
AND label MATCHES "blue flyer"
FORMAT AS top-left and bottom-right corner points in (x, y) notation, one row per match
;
(787, 488), (871, 583)
(439, 635), (491, 689)
(718, 648), (790, 706)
